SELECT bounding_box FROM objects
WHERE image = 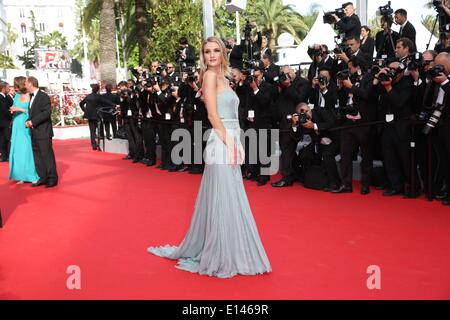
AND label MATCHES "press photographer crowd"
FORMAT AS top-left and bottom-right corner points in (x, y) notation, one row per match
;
(2, 2), (449, 206)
